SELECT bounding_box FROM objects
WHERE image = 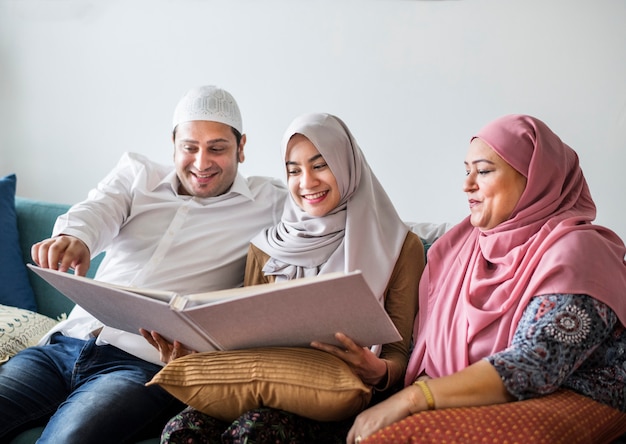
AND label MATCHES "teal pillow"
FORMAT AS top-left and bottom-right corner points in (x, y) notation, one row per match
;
(0, 175), (37, 311)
